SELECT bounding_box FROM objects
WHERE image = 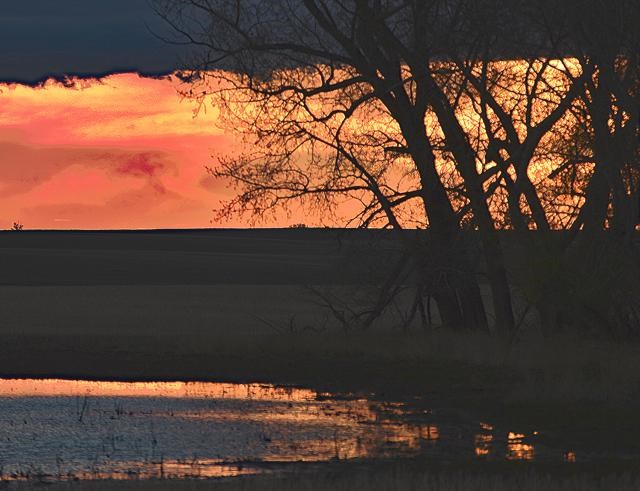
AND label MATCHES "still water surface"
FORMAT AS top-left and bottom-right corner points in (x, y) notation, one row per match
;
(0, 378), (567, 481)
